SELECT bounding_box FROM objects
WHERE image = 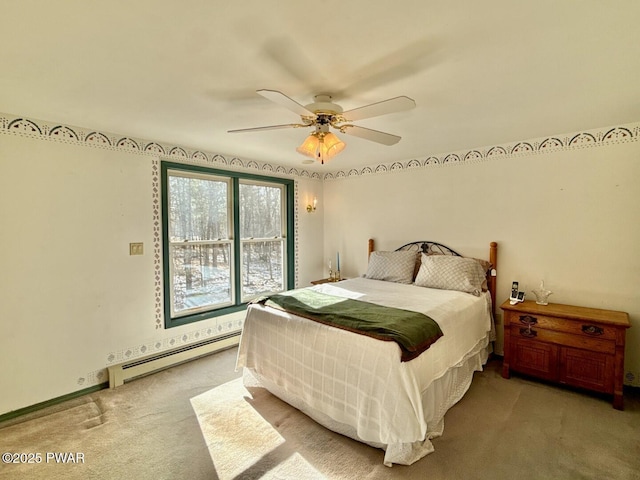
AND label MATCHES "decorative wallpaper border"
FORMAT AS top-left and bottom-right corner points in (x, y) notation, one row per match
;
(151, 159), (163, 328)
(1, 113), (638, 182)
(105, 317), (244, 366)
(76, 313), (247, 386)
(0, 113), (323, 180)
(323, 123), (640, 180)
